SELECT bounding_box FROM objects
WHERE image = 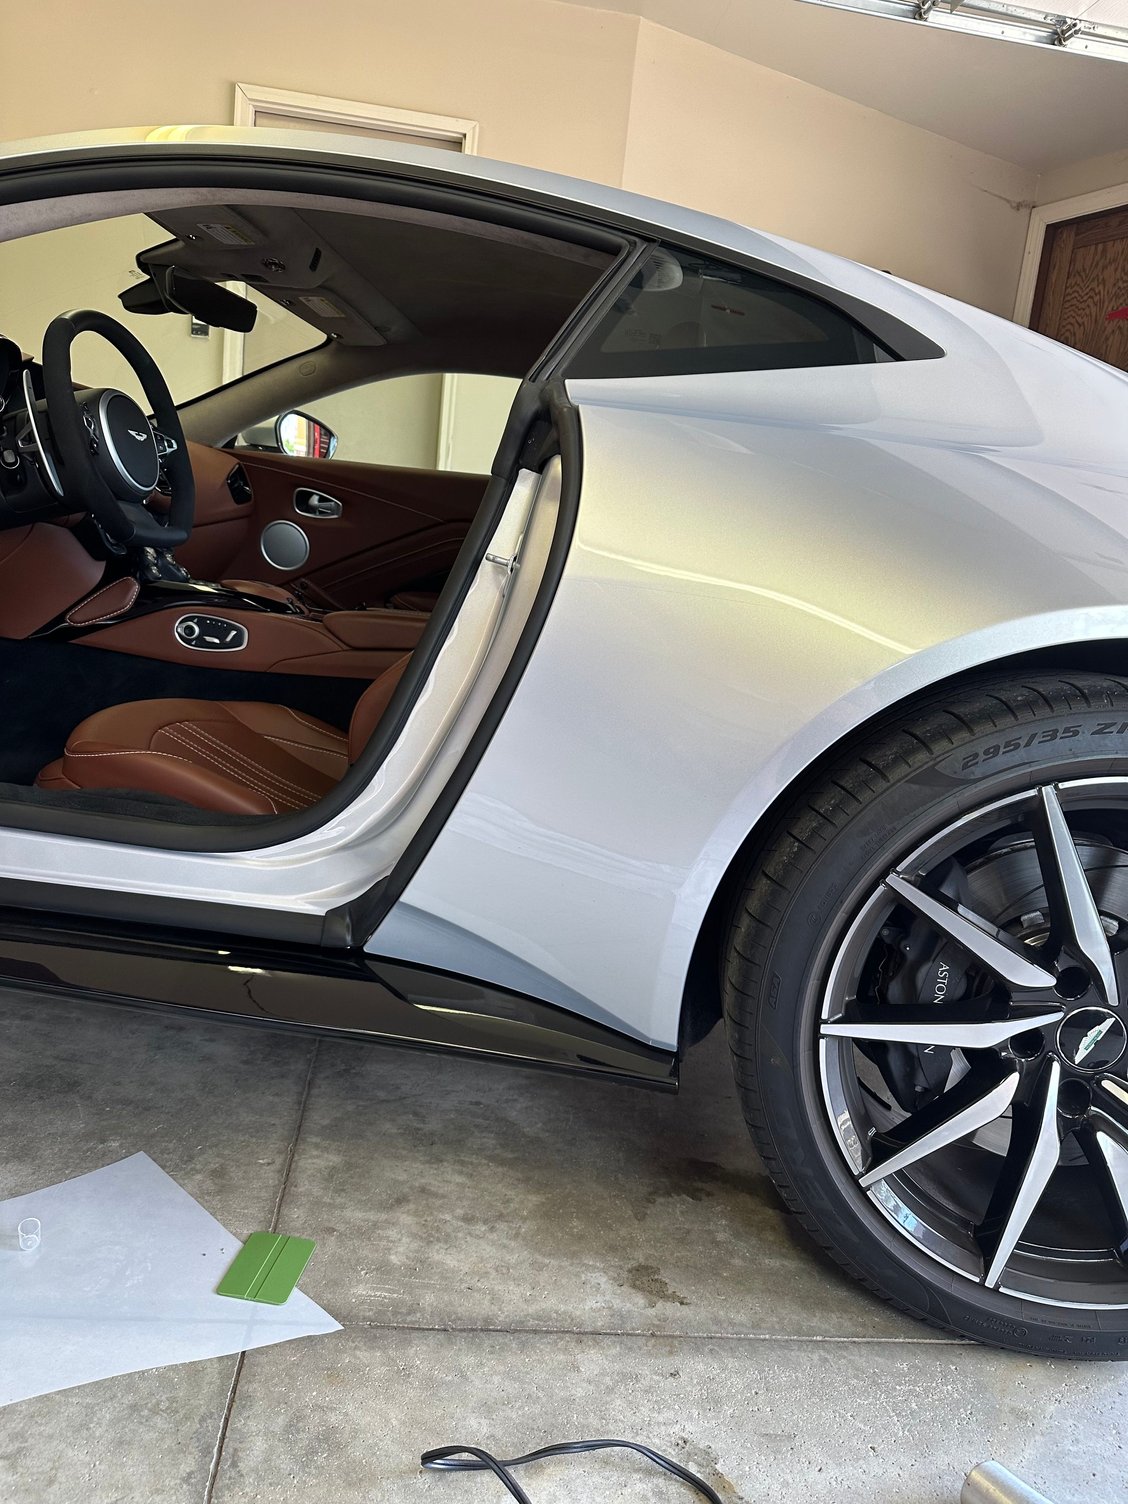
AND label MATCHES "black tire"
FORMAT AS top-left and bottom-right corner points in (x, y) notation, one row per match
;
(724, 672), (1128, 1358)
